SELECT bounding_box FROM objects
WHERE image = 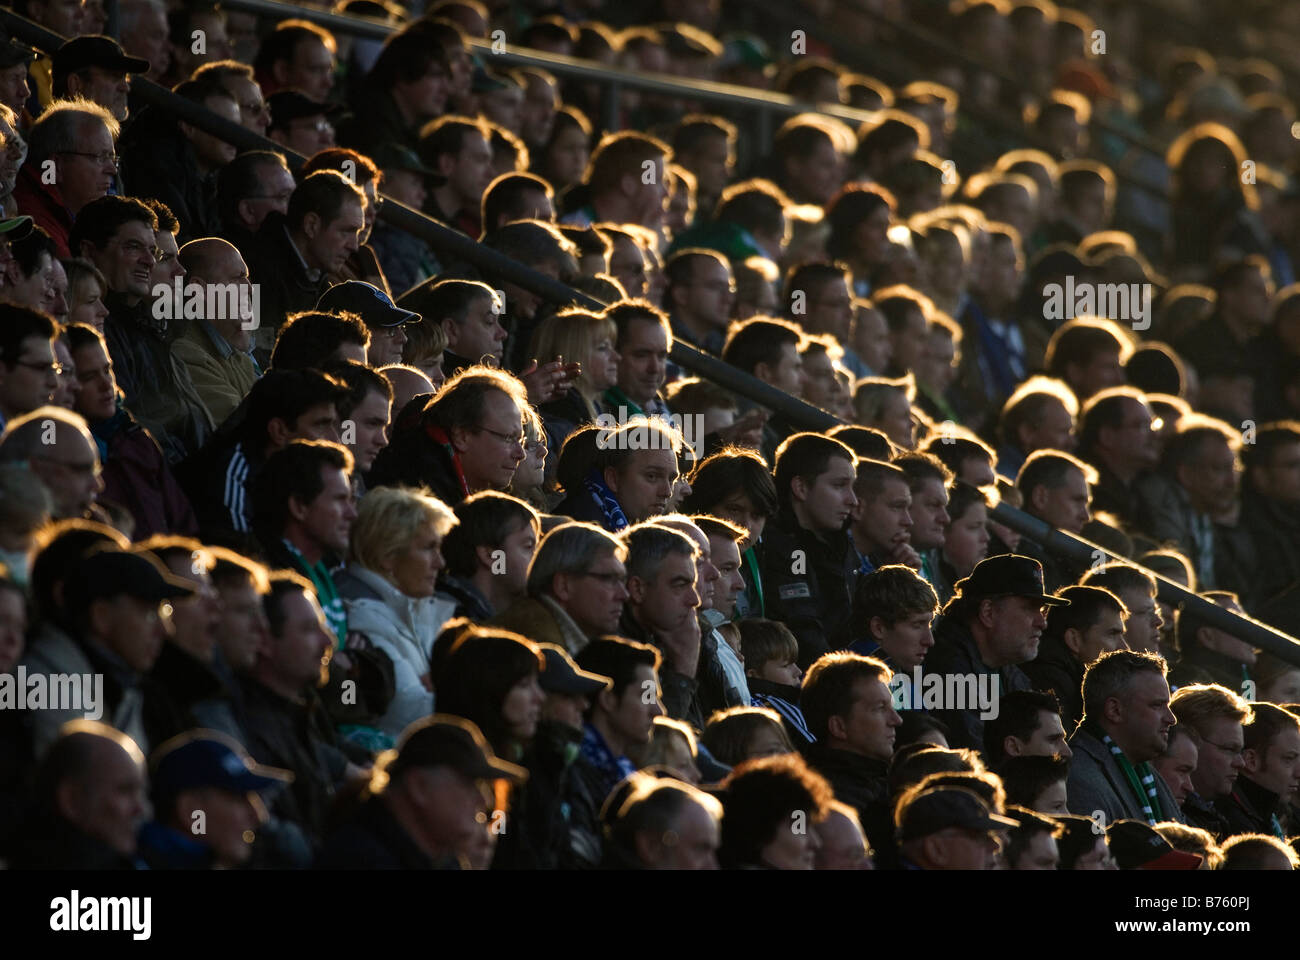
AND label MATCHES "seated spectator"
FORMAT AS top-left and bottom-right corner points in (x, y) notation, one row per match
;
(1023, 585), (1128, 732)
(601, 773), (722, 869)
(436, 491), (538, 622)
(1154, 821), (1222, 869)
(216, 150), (296, 253)
(894, 452), (952, 590)
(323, 359), (393, 481)
(982, 689), (1074, 772)
(316, 714), (525, 870)
(529, 307), (619, 457)
(554, 416), (682, 530)
(893, 783), (1016, 870)
(849, 564), (939, 671)
(739, 619), (814, 747)
(637, 716), (702, 784)
(0, 302), (58, 432)
(270, 310), (369, 371)
(7, 720), (148, 869)
(702, 706), (794, 767)
(0, 407), (104, 522)
(368, 144), (445, 296)
(398, 279), (503, 378)
(299, 150), (390, 291)
(1151, 723), (1200, 811)
(337, 25), (451, 154)
(1067, 651), (1182, 825)
(1168, 591), (1257, 690)
(999, 756), (1070, 815)
(559, 131), (670, 231)
(417, 115), (493, 239)
(63, 257), (111, 332)
(813, 800), (873, 869)
(1001, 805), (1064, 869)
(937, 481), (989, 600)
(1218, 833), (1299, 870)
(192, 60), (270, 136)
(336, 486), (457, 738)
(1106, 819), (1202, 869)
(1077, 387), (1160, 526)
(140, 731), (291, 869)
(721, 316), (806, 461)
(848, 458), (918, 574)
(717, 753), (833, 869)
(489, 521), (628, 655)
(600, 299), (674, 419)
(995, 375), (1078, 479)
(1014, 450), (1097, 591)
(1220, 701), (1300, 837)
(1081, 562), (1164, 655)
(1054, 813), (1117, 869)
